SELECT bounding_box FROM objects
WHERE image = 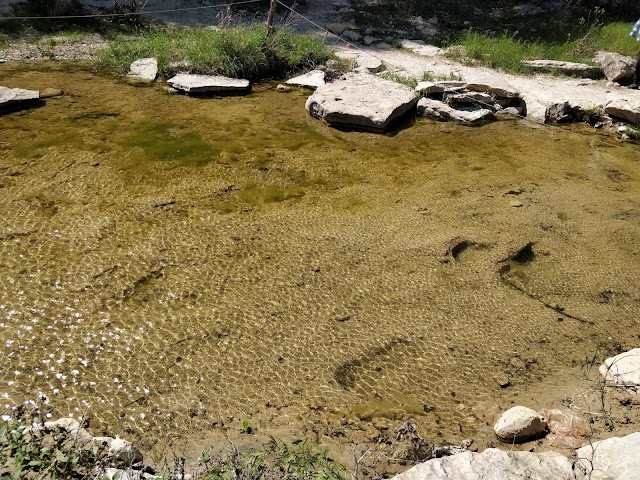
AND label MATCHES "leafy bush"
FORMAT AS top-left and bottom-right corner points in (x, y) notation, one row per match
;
(99, 25), (332, 80)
